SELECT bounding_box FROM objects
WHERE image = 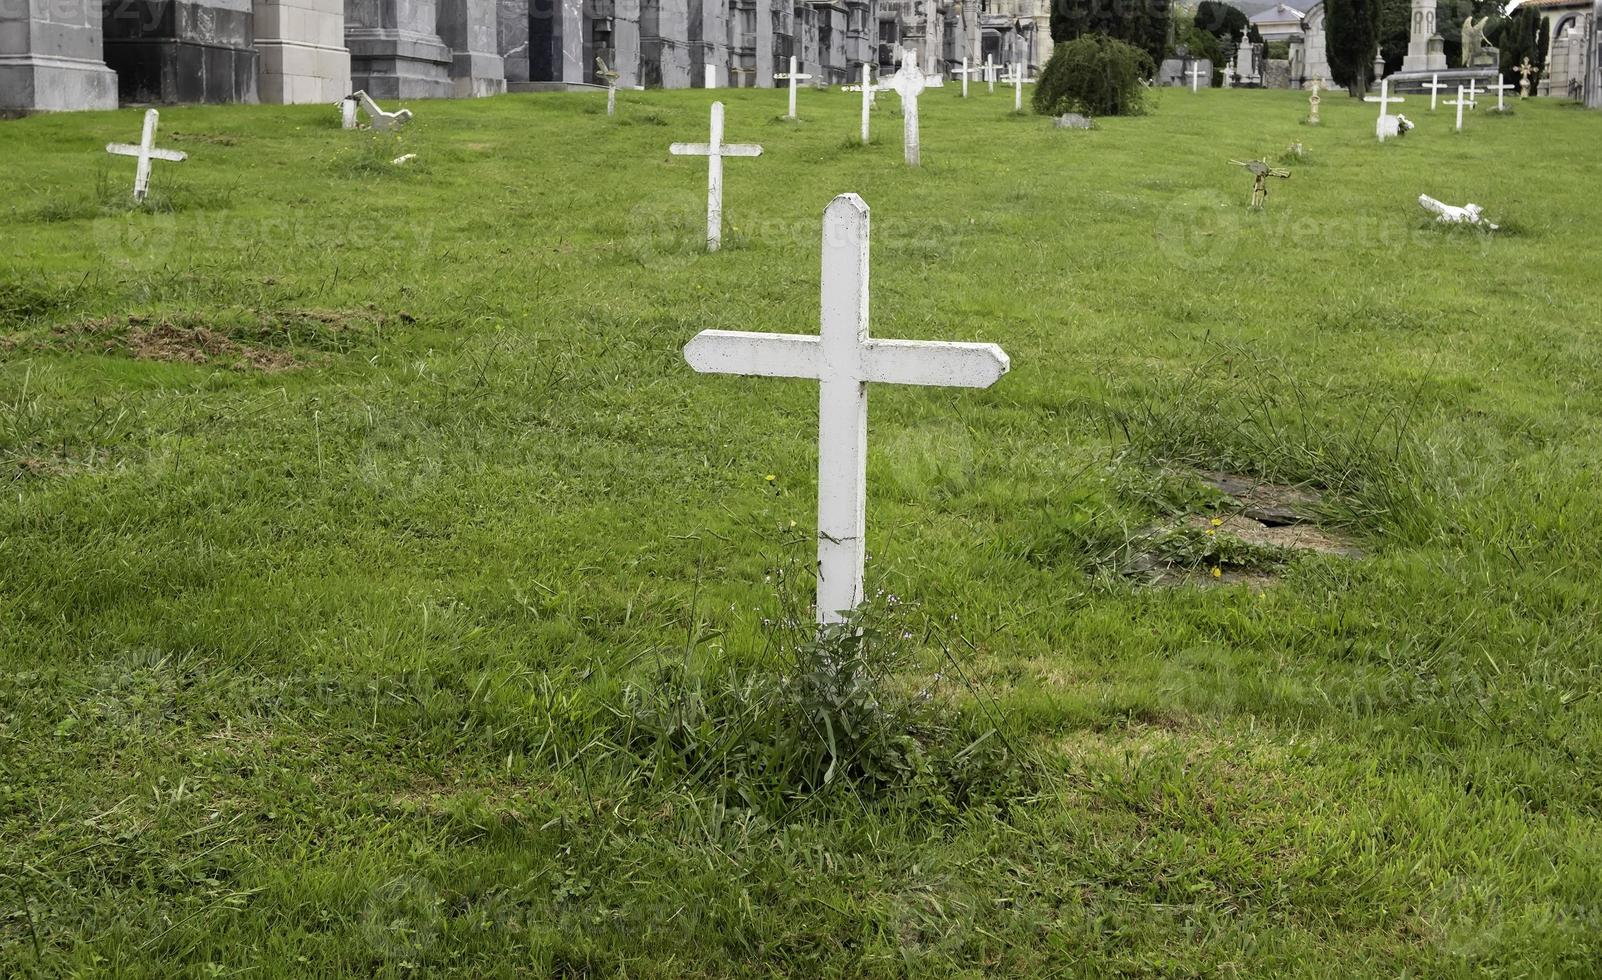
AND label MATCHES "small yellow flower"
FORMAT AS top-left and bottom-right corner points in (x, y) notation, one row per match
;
(1205, 529), (1216, 536)
(1211, 566), (1223, 579)
(765, 474), (776, 483)
(788, 519), (796, 528)
(1210, 517), (1223, 527)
